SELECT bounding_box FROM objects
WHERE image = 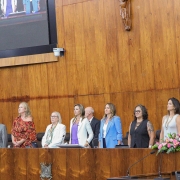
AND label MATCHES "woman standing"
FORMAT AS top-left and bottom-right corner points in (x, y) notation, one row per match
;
(98, 103), (123, 148)
(11, 102), (37, 148)
(42, 111), (66, 148)
(128, 104), (155, 148)
(159, 97), (180, 142)
(69, 104), (93, 147)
